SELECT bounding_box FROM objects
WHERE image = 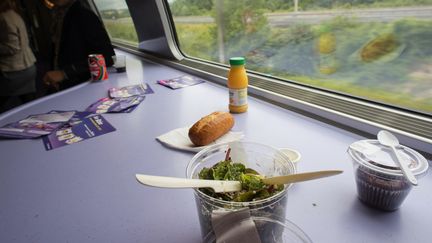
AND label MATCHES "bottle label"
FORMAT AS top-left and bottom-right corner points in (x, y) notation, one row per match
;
(229, 88), (248, 106)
